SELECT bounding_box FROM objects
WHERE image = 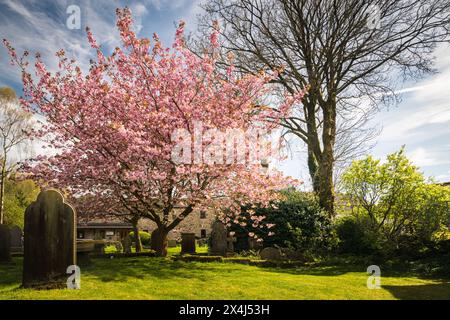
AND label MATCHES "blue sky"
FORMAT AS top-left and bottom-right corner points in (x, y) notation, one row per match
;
(1, 0), (449, 188)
